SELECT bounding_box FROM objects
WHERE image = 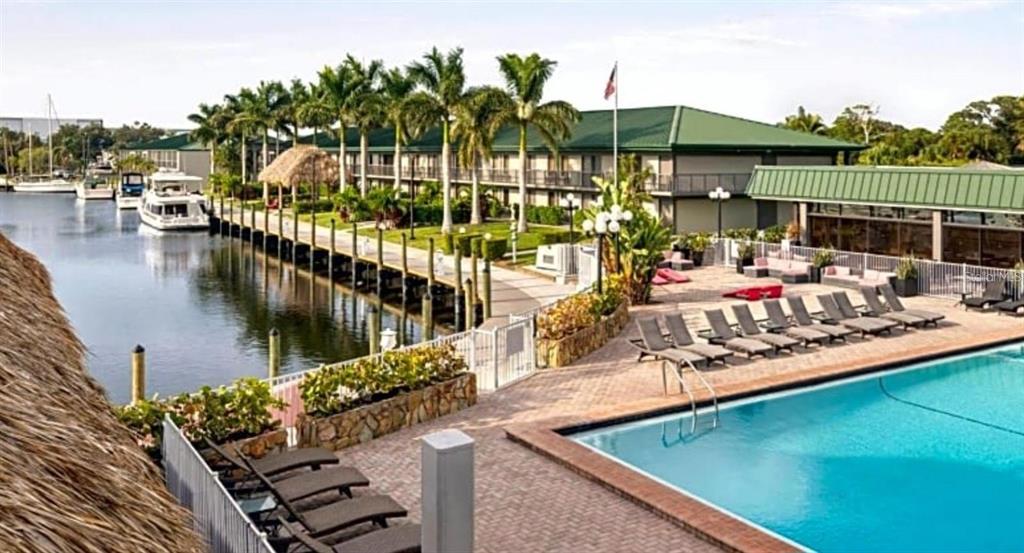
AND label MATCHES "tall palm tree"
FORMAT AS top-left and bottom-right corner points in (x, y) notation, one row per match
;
(187, 102), (224, 176)
(255, 81), (286, 175)
(379, 67), (417, 190)
(783, 106), (827, 135)
(495, 53), (580, 232)
(318, 63), (358, 193)
(453, 87), (512, 224)
(343, 55), (383, 196)
(295, 83), (334, 202)
(224, 88), (261, 188)
(264, 80), (289, 157)
(407, 46), (468, 234)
